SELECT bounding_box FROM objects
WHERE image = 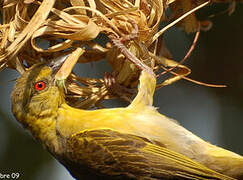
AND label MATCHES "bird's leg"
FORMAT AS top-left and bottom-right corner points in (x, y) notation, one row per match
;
(108, 21), (156, 108)
(109, 19), (154, 74)
(129, 70), (156, 108)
